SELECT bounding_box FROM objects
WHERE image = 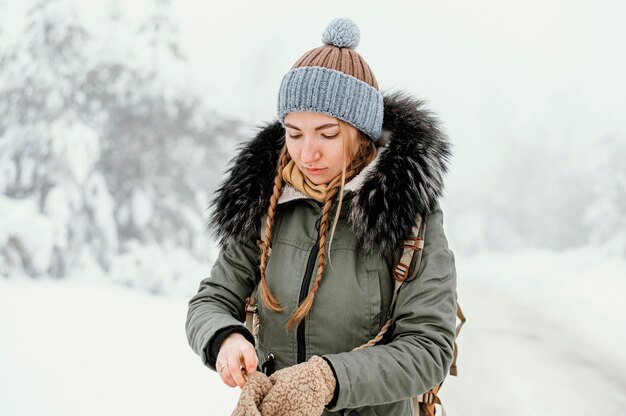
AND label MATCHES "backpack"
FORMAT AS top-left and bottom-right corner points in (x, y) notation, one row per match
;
(246, 213), (466, 416)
